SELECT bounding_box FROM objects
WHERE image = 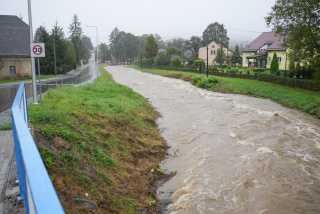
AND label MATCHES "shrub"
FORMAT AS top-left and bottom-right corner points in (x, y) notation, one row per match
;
(170, 55), (182, 67)
(209, 66), (219, 71)
(296, 64), (302, 78)
(229, 68), (238, 74)
(283, 70), (288, 77)
(222, 64), (228, 69)
(237, 65), (242, 68)
(253, 67), (266, 72)
(270, 52), (279, 72)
